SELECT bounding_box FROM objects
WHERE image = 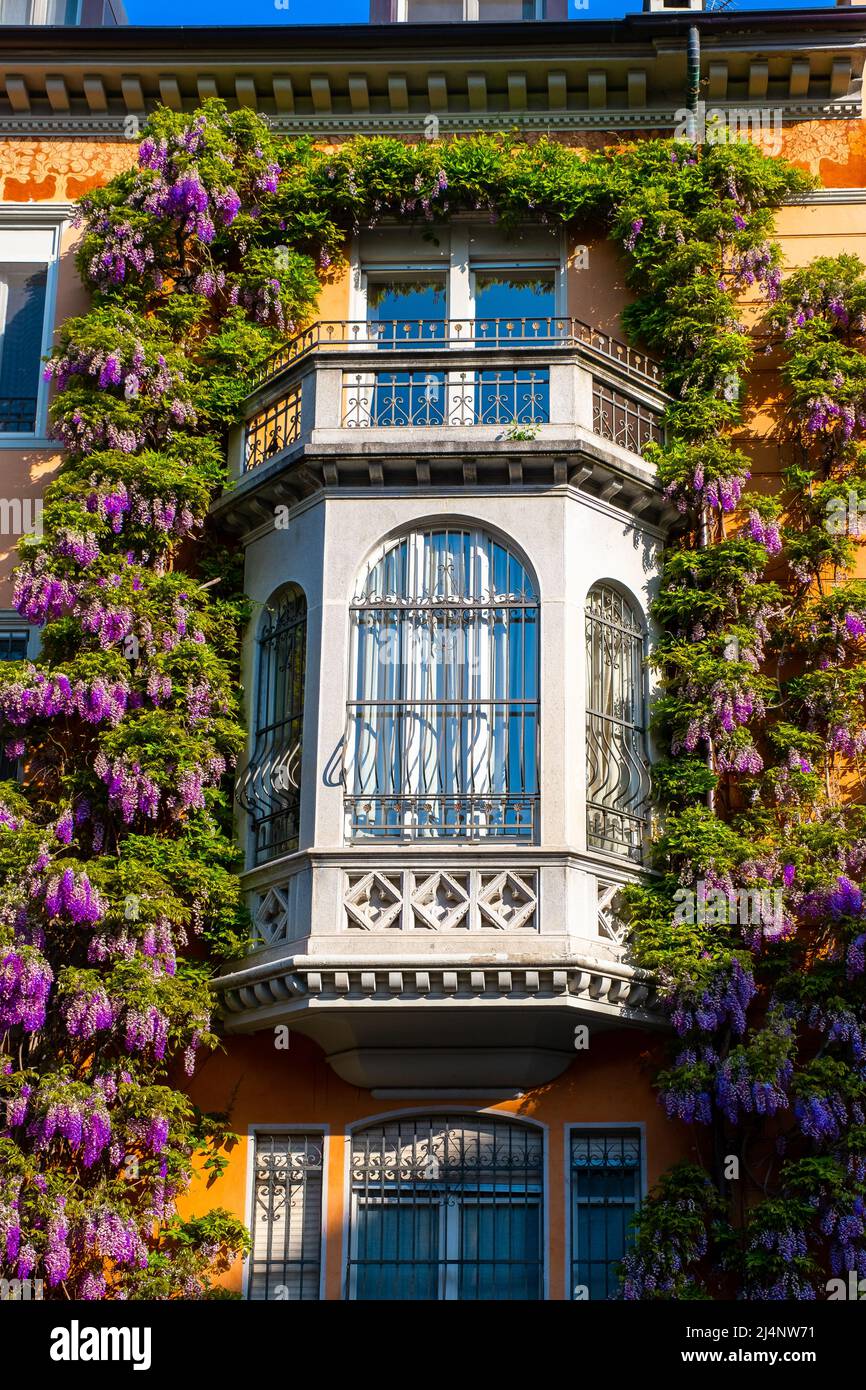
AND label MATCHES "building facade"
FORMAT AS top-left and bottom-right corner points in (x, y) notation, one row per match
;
(2, 0), (866, 1298)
